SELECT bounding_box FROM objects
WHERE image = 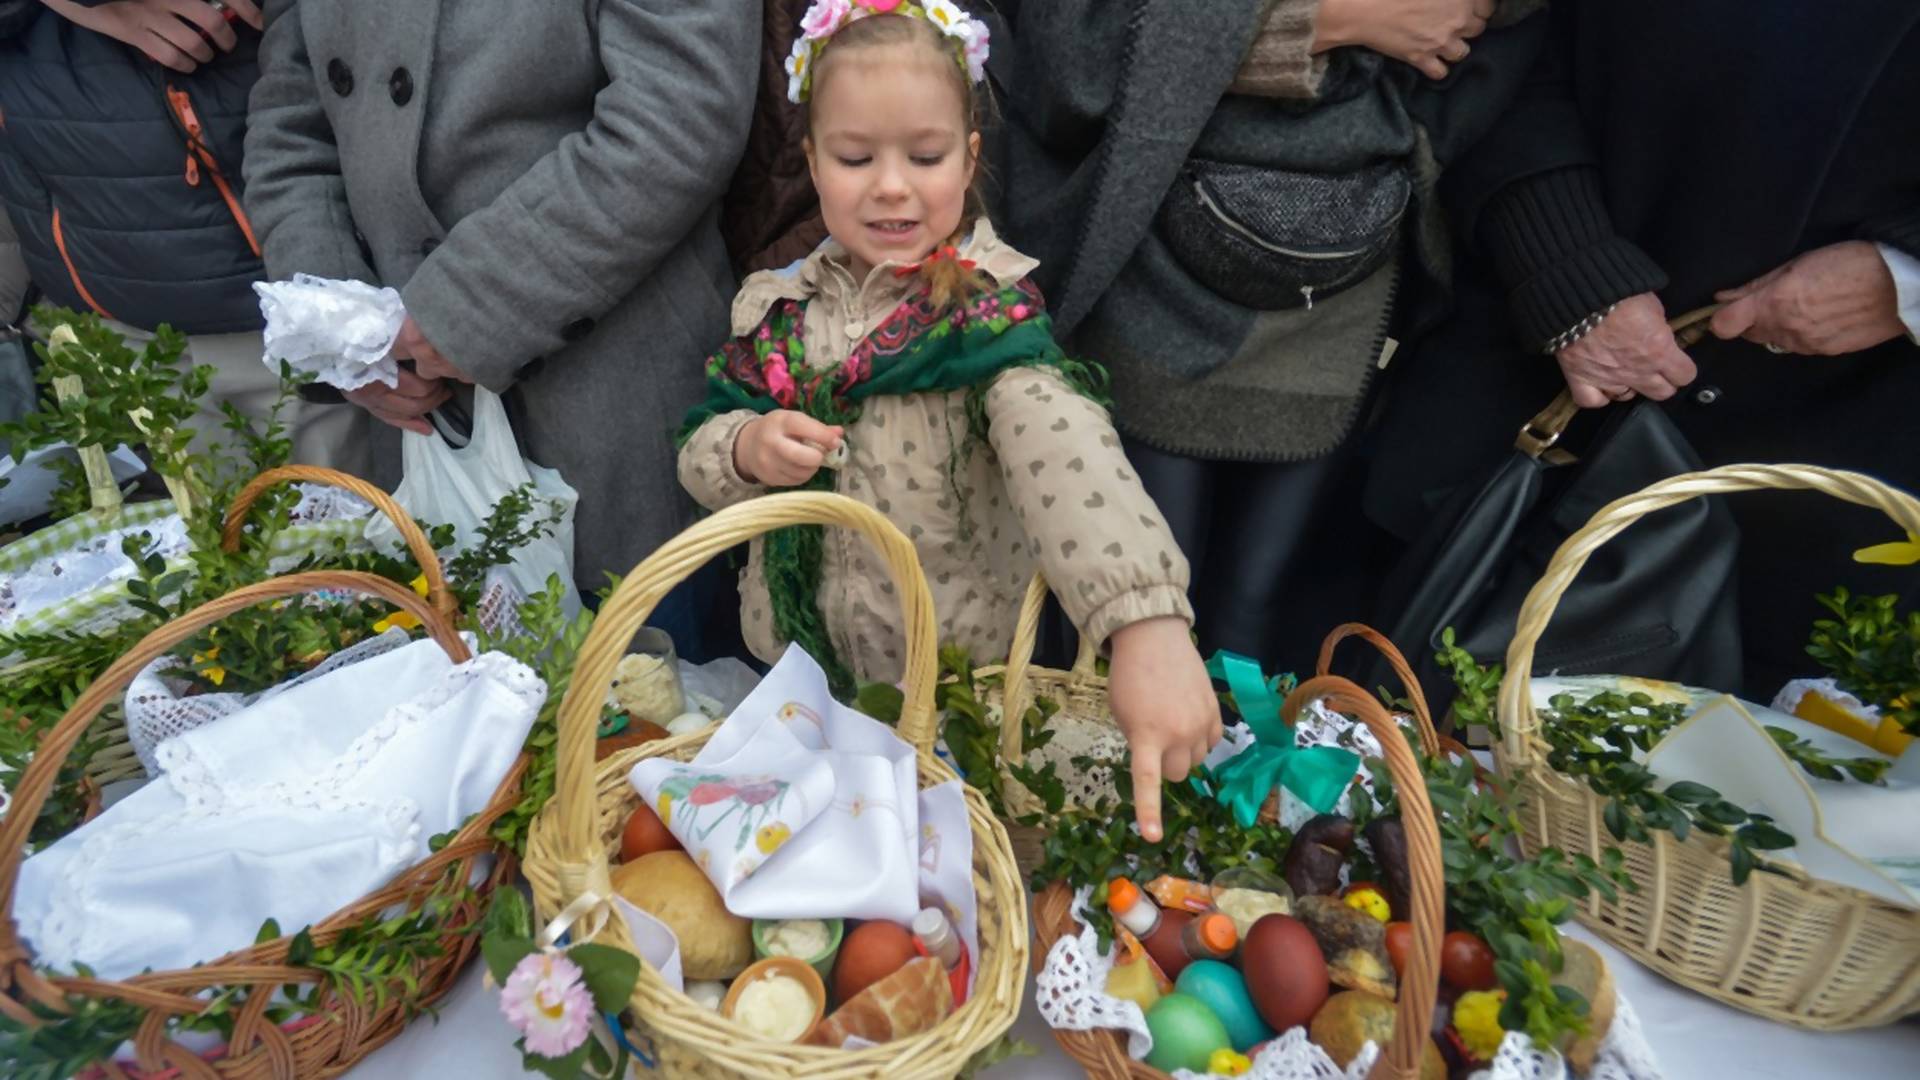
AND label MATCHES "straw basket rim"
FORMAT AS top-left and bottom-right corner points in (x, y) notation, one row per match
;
(1494, 462), (1920, 1028)
(523, 491), (1029, 1079)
